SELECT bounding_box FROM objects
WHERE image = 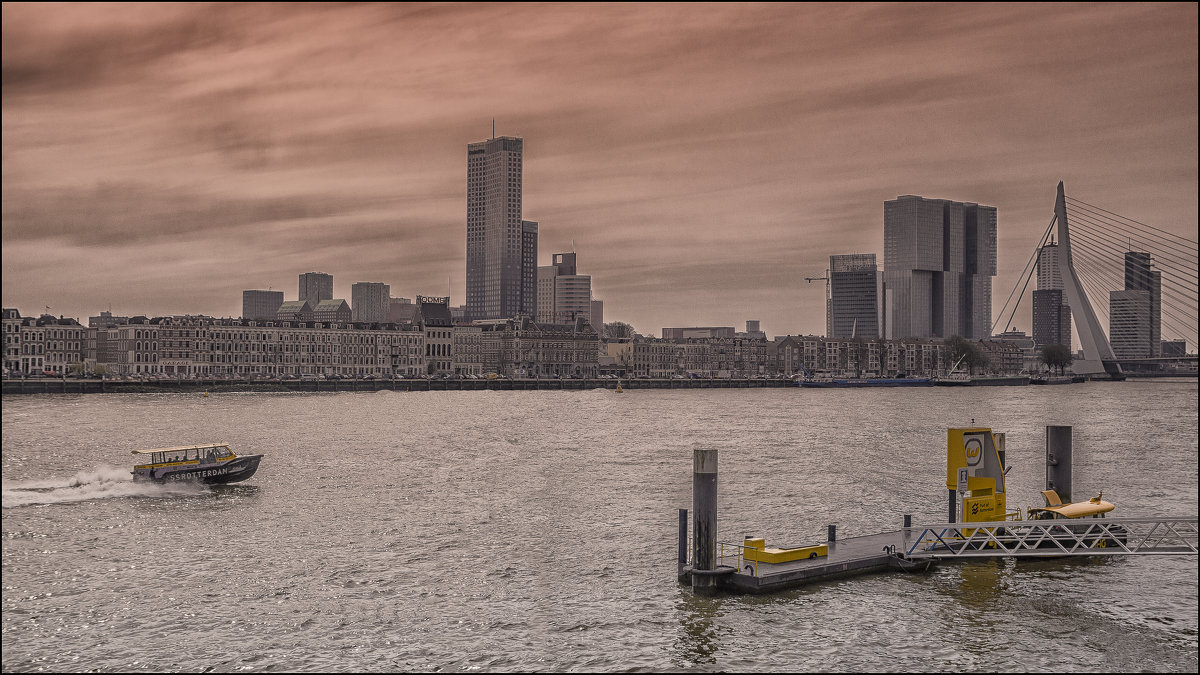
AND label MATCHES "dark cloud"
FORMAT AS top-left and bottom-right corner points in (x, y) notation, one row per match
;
(2, 3), (1196, 337)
